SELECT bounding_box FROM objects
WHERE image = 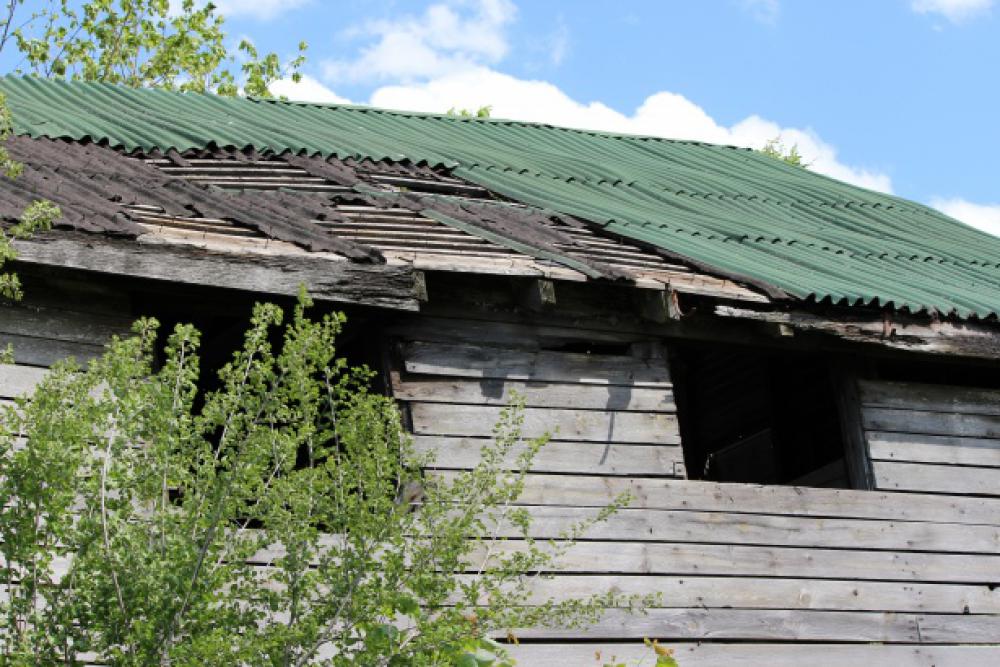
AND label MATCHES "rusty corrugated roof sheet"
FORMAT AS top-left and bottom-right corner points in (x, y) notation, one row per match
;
(4, 76), (1000, 318)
